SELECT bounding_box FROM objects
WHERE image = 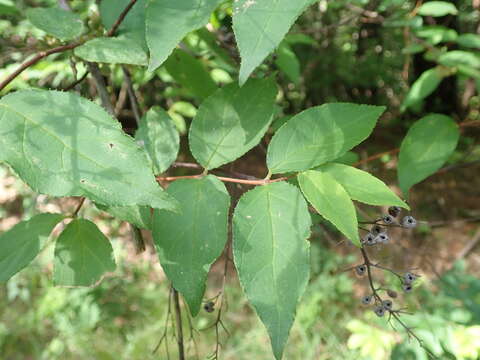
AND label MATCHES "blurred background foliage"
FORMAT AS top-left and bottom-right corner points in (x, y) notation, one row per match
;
(1, 0), (480, 359)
